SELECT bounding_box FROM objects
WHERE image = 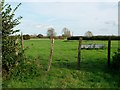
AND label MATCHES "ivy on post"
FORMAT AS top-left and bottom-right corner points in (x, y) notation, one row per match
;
(47, 37), (54, 71)
(77, 37), (82, 70)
